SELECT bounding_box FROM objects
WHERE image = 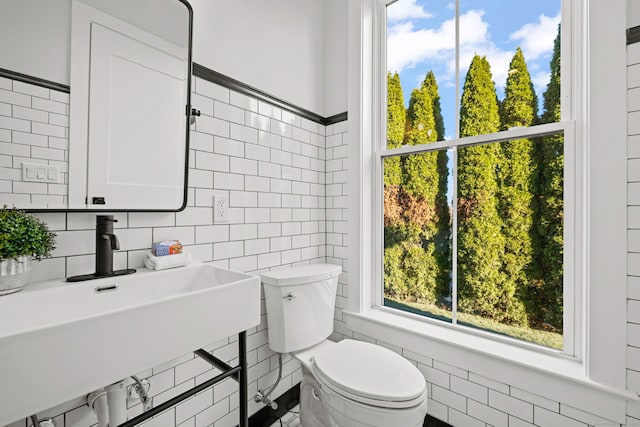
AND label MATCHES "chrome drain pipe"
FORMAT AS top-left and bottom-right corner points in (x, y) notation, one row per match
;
(87, 389), (109, 427)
